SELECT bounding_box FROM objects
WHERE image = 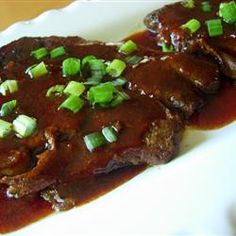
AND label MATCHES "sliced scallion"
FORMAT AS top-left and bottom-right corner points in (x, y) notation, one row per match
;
(82, 55), (97, 68)
(125, 55), (143, 65)
(102, 126), (117, 143)
(83, 78), (102, 85)
(85, 59), (107, 84)
(0, 119), (13, 138)
(219, 1), (236, 24)
(119, 40), (138, 55)
(87, 83), (115, 105)
(0, 80), (18, 96)
(106, 59), (126, 78)
(110, 91), (130, 107)
(31, 47), (49, 60)
(111, 78), (127, 86)
(46, 85), (65, 98)
(63, 81), (85, 96)
(26, 62), (49, 79)
(62, 58), (81, 77)
(50, 46), (66, 59)
(0, 100), (17, 117)
(206, 19), (223, 37)
(181, 0), (195, 8)
(201, 1), (212, 12)
(59, 95), (84, 113)
(83, 132), (106, 152)
(160, 42), (174, 53)
(181, 18), (201, 34)
(13, 114), (37, 138)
